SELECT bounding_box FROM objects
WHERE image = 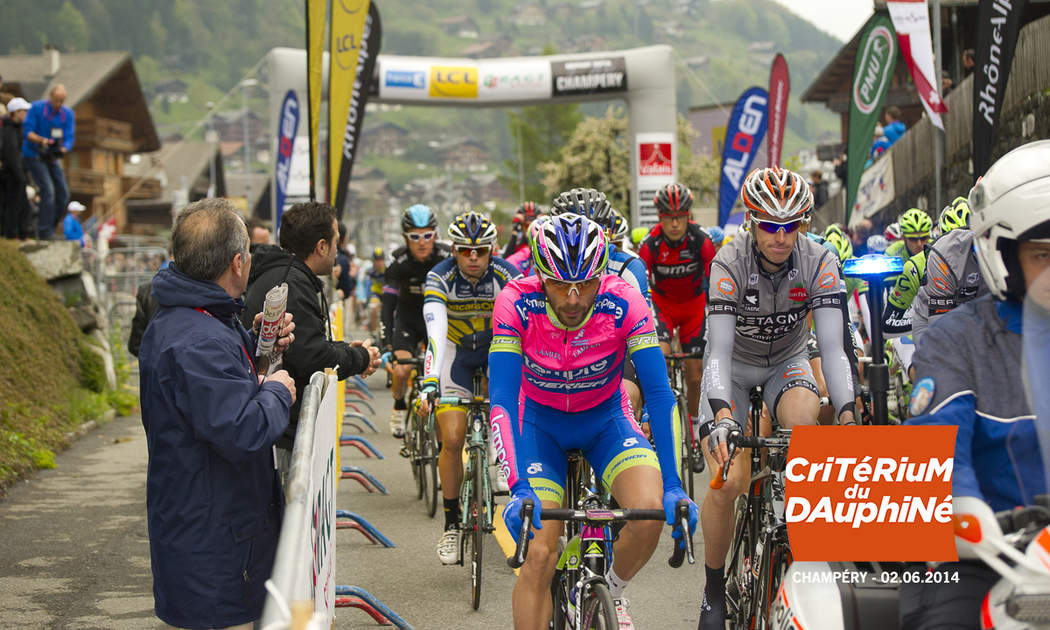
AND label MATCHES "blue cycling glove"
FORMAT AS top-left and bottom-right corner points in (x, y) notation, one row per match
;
(662, 485), (698, 548)
(380, 351), (392, 367)
(503, 487), (542, 544)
